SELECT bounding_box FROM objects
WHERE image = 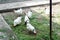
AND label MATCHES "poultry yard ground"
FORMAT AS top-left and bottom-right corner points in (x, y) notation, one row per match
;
(0, 3), (60, 40)
(30, 4), (60, 40)
(1, 8), (50, 40)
